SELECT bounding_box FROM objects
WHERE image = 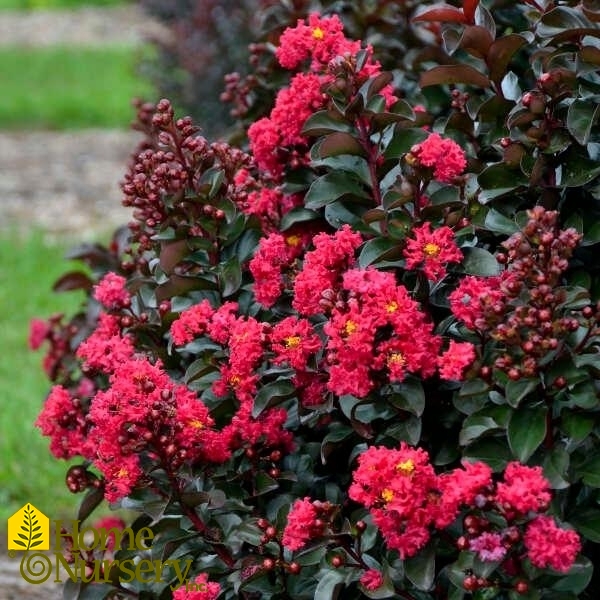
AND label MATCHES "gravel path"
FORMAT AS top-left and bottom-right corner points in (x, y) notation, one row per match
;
(1, 129), (139, 239)
(0, 5), (169, 240)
